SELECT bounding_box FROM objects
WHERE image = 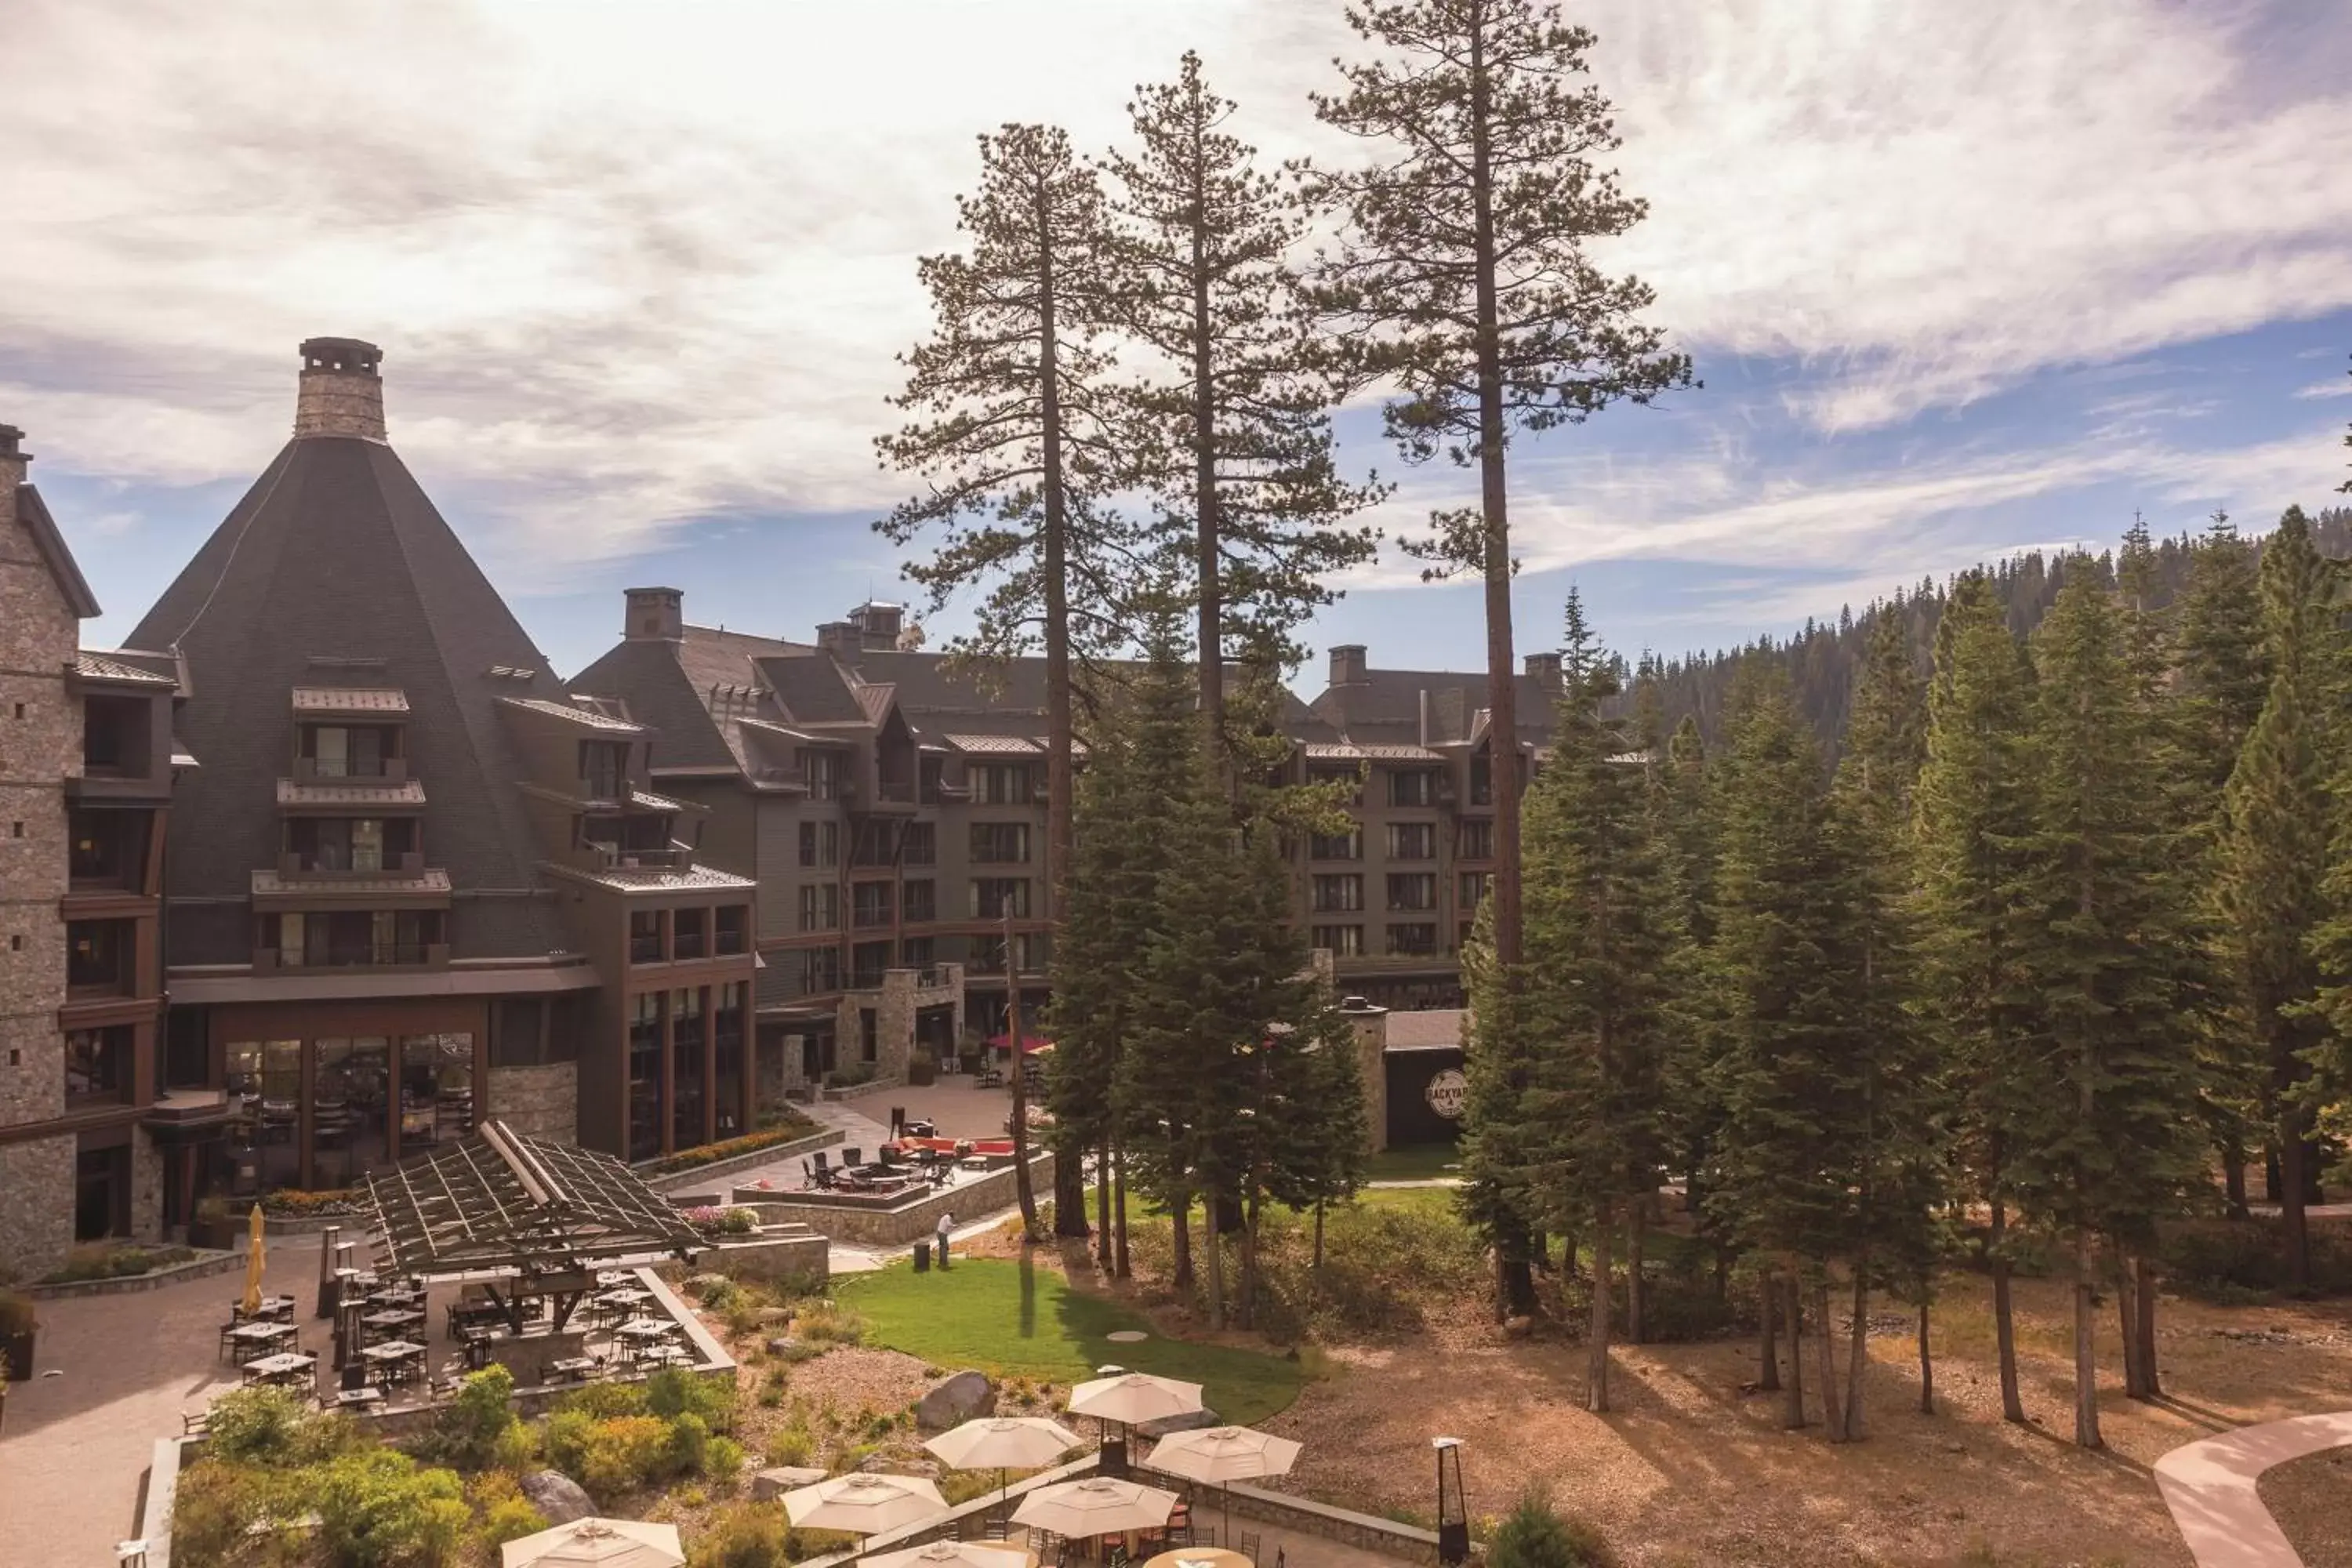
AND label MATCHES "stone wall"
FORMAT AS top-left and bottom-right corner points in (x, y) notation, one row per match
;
(1134, 1464), (1450, 1566)
(0, 1134), (74, 1281)
(743, 1153), (1054, 1247)
(705, 1229), (829, 1291)
(487, 1061), (578, 1145)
